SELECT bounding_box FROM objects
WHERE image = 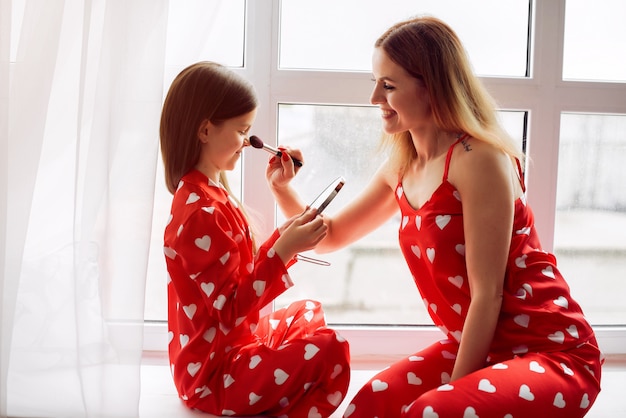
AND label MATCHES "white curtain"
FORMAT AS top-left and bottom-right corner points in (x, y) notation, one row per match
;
(0, 0), (168, 416)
